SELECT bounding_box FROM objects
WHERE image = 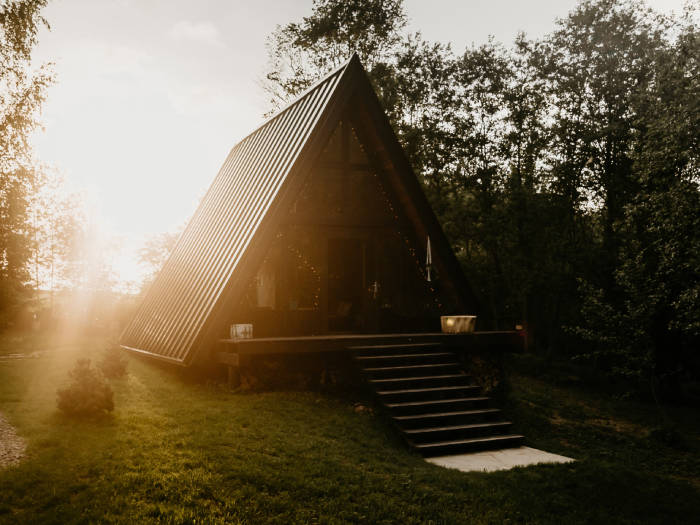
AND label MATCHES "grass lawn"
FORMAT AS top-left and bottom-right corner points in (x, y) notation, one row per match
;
(0, 333), (699, 524)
